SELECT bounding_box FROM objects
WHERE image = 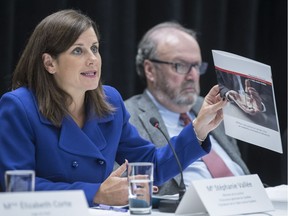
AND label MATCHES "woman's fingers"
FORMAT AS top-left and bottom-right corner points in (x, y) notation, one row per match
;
(111, 160), (128, 177)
